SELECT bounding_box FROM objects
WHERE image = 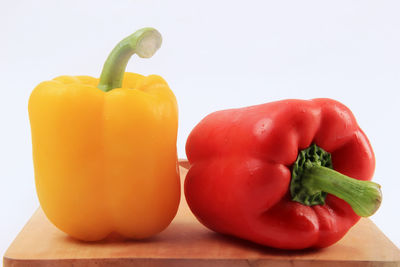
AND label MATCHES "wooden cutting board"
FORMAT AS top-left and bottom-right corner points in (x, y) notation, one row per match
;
(4, 160), (400, 267)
